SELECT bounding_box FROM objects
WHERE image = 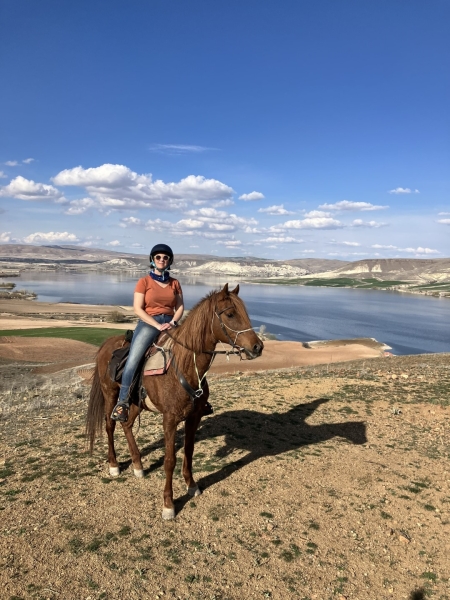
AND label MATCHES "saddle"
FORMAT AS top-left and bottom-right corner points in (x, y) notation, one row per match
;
(142, 332), (173, 376)
(108, 329), (134, 382)
(108, 330), (173, 383)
